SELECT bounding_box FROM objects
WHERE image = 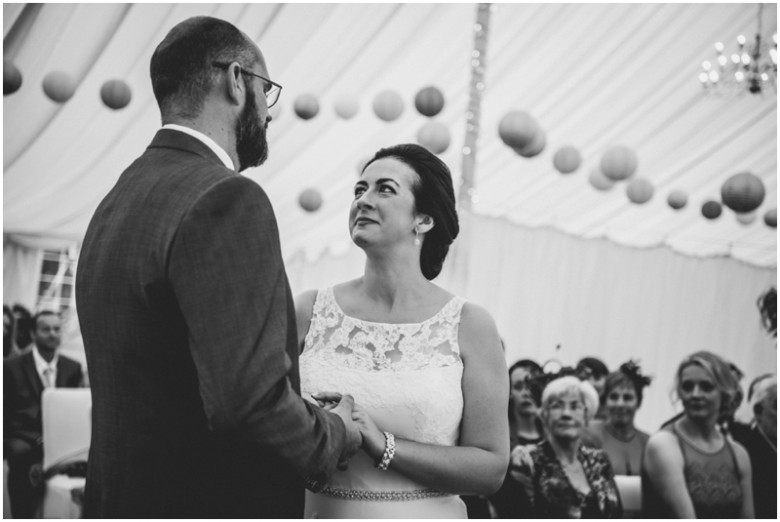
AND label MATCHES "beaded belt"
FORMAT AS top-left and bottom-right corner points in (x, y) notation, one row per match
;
(318, 485), (450, 502)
